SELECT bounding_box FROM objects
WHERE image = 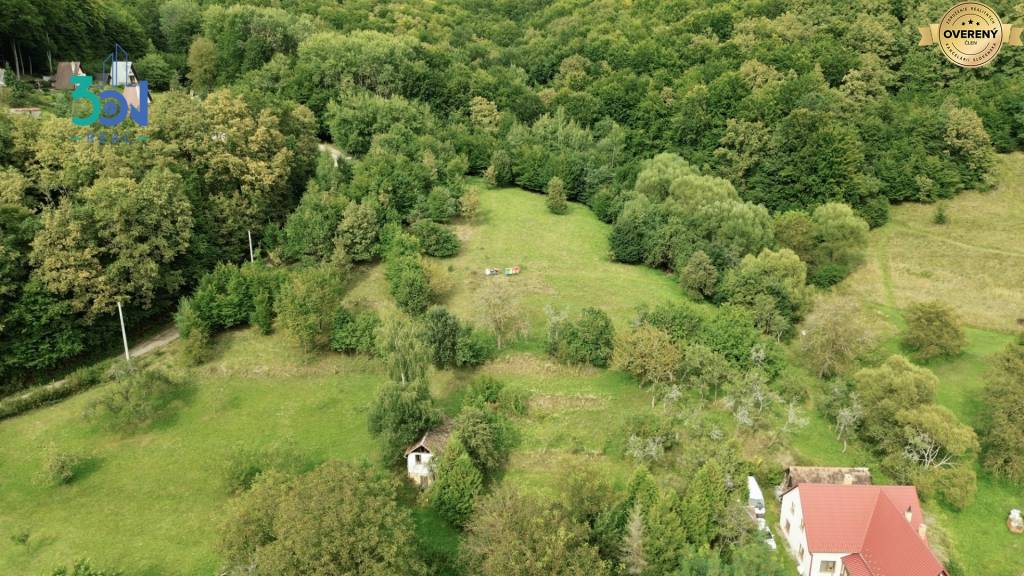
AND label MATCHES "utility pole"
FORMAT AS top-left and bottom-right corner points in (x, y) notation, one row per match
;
(117, 301), (131, 365)
(248, 230), (255, 263)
